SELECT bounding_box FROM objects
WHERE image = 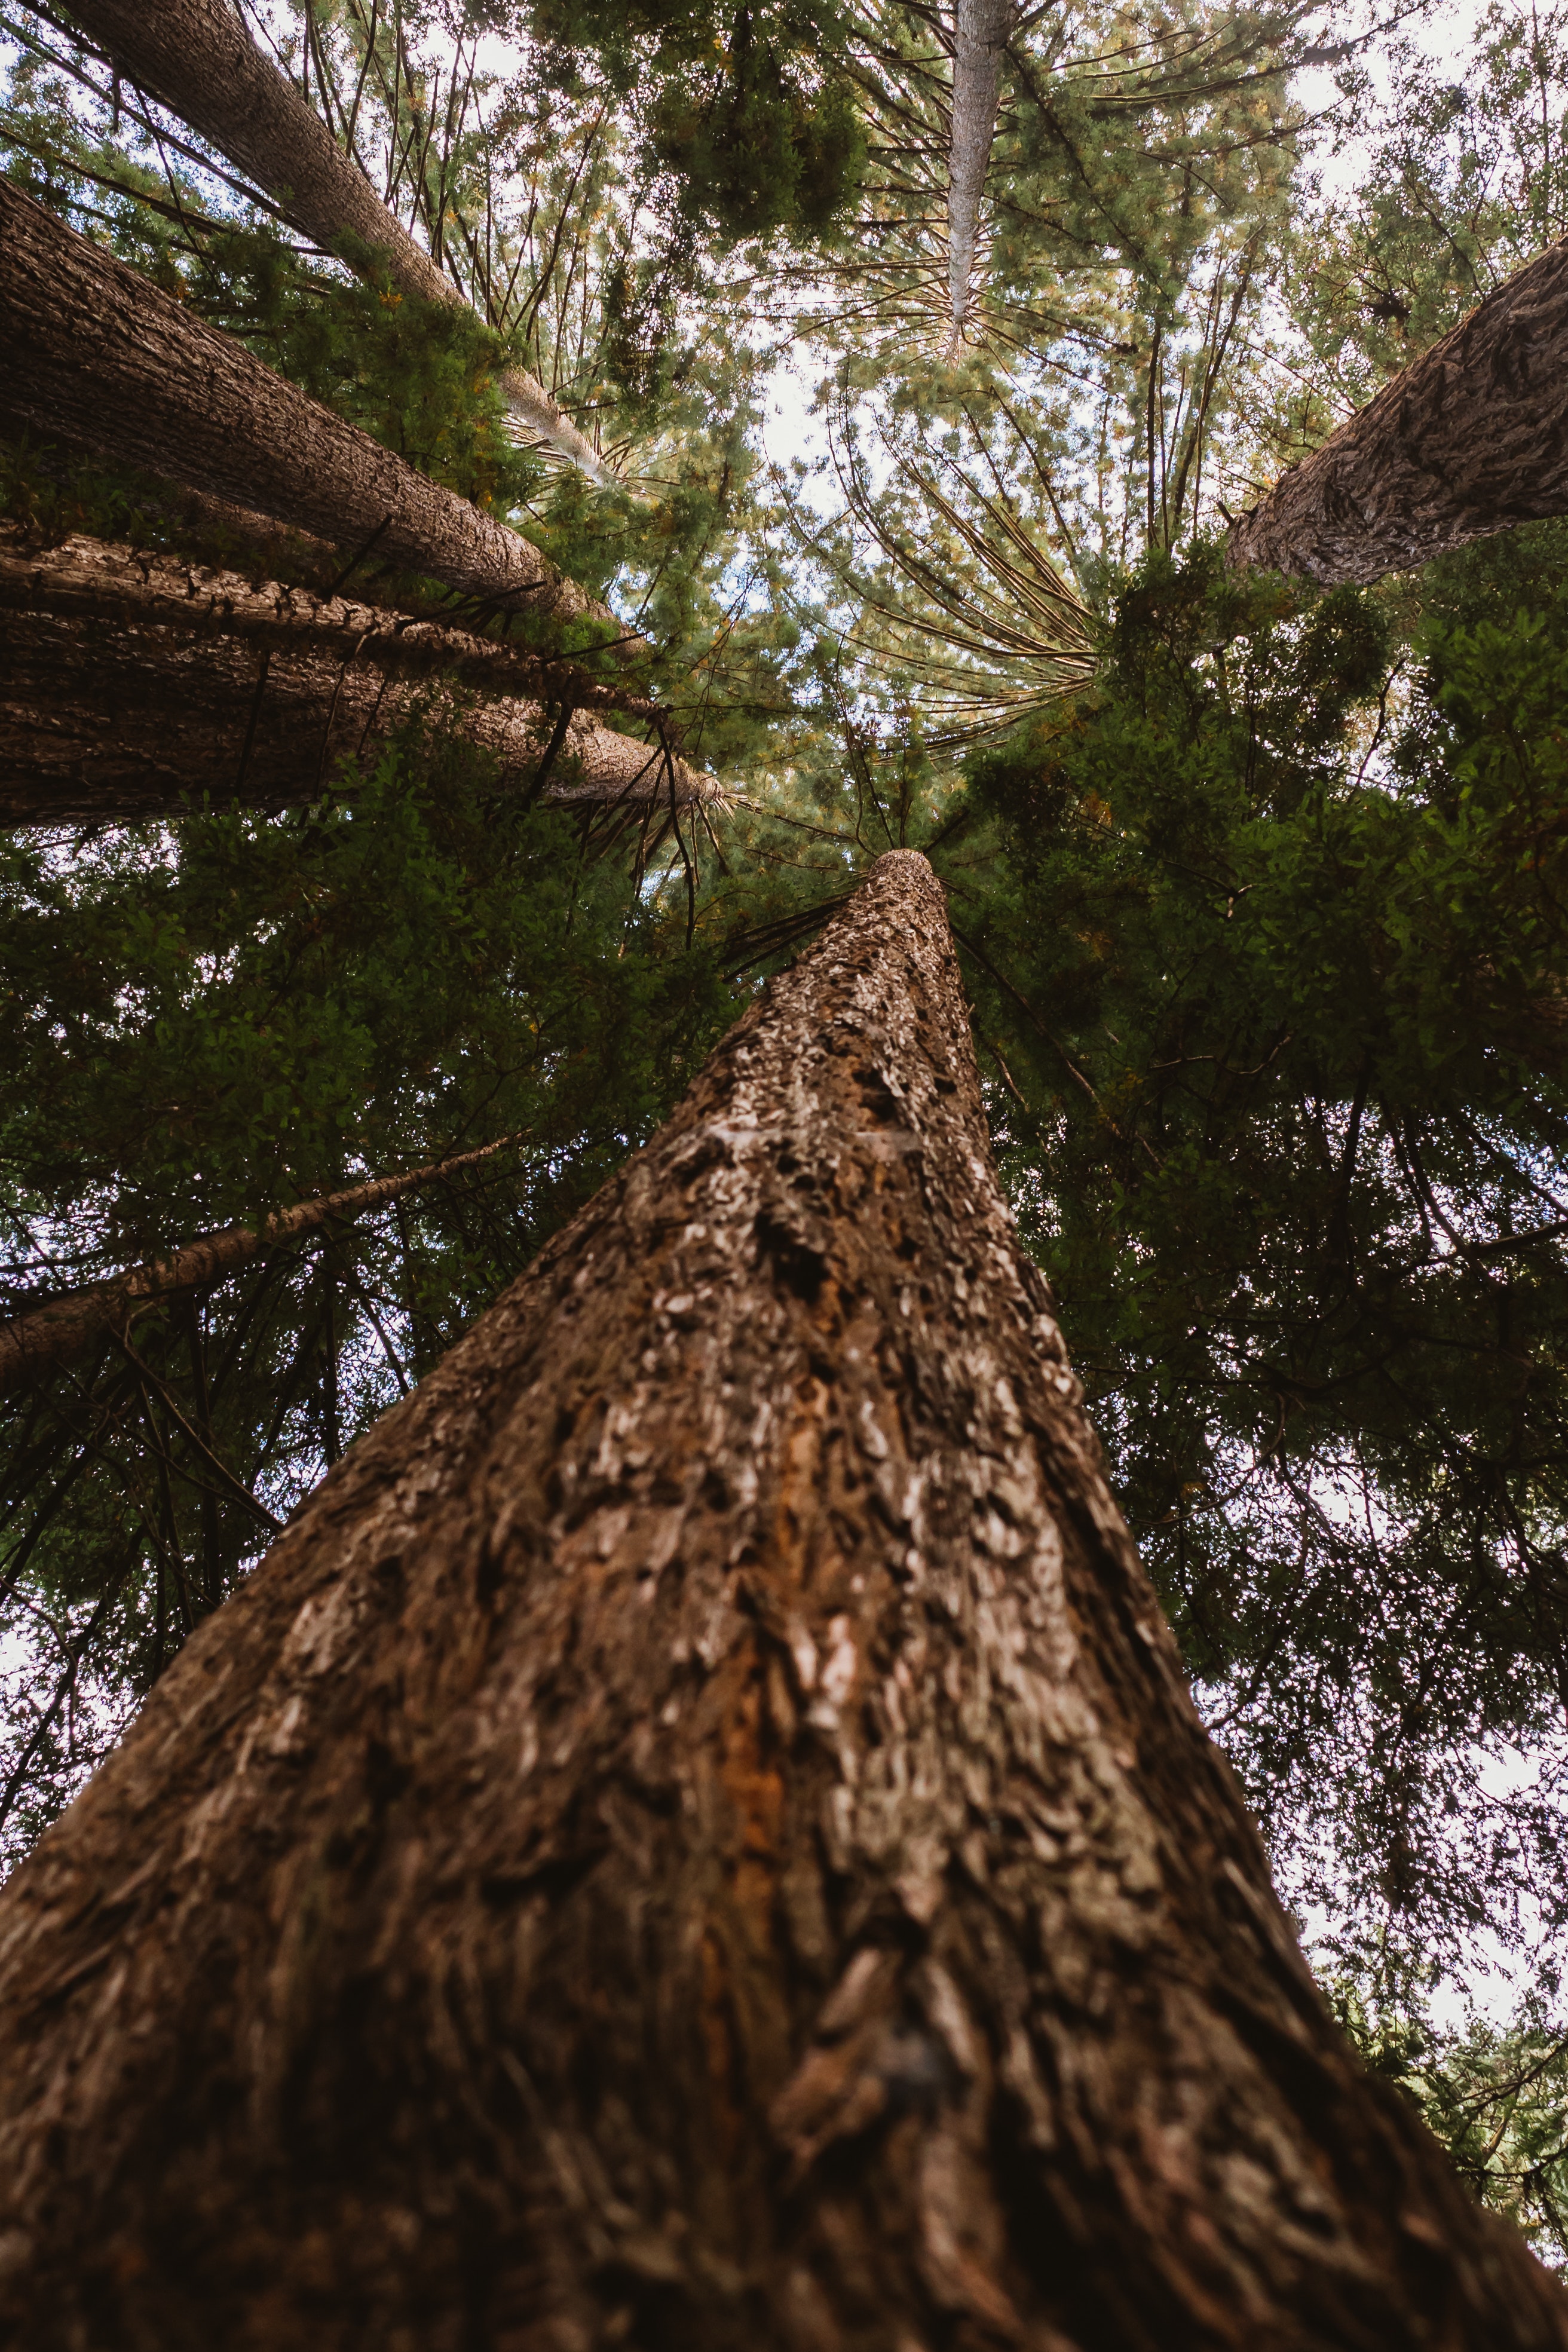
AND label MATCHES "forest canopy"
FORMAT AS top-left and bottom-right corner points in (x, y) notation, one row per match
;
(4, 0), (1568, 2269)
